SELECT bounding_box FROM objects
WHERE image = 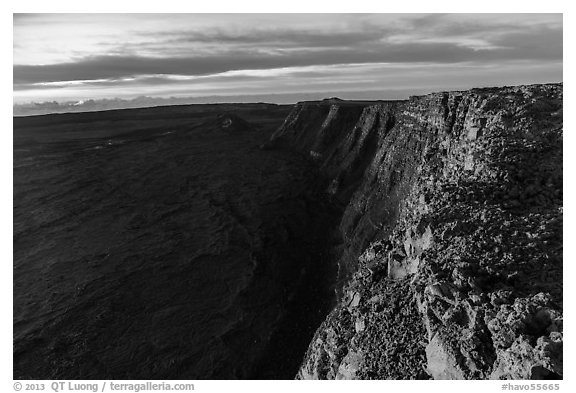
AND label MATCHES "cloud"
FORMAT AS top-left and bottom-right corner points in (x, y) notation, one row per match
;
(144, 27), (388, 48)
(13, 13), (563, 106)
(14, 22), (562, 87)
